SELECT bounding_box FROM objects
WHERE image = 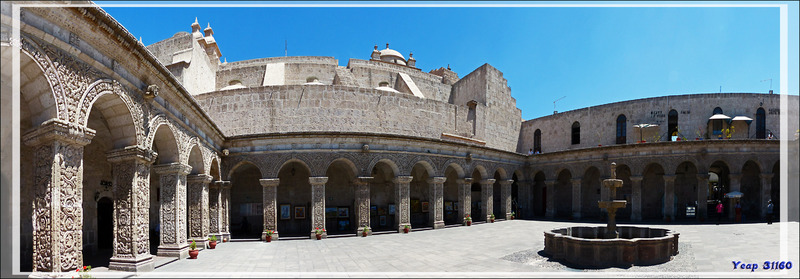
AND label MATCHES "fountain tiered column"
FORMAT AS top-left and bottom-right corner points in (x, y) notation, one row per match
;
(597, 163), (627, 239)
